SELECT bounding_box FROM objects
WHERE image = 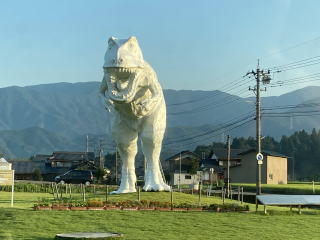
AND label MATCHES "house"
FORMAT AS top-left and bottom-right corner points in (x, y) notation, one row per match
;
(11, 159), (47, 180)
(10, 152), (96, 181)
(164, 151), (201, 186)
(200, 149), (244, 184)
(45, 151), (96, 180)
(0, 157), (12, 170)
(227, 149), (288, 184)
(199, 152), (222, 184)
(48, 151), (95, 168)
